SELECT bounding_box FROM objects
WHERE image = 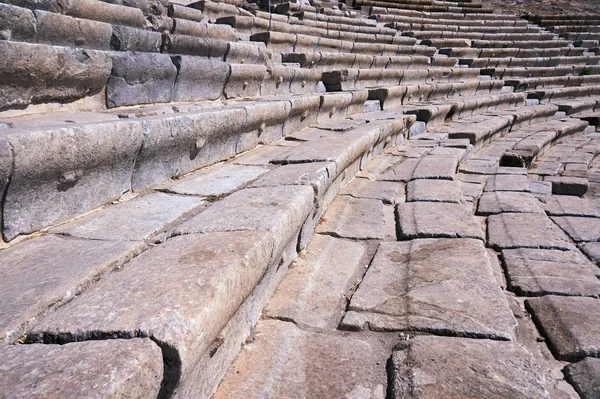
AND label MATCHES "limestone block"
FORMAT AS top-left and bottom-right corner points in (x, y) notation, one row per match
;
(488, 213), (573, 250)
(0, 41), (112, 110)
(107, 52), (177, 107)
